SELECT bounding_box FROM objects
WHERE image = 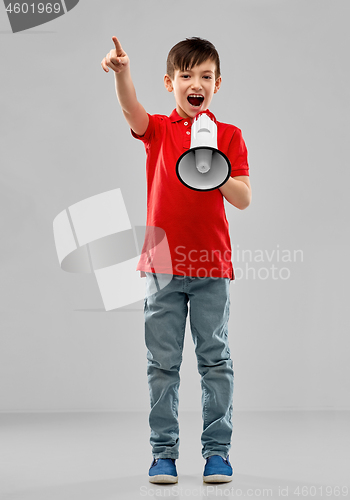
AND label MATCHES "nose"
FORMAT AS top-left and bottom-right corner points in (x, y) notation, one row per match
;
(191, 79), (202, 91)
